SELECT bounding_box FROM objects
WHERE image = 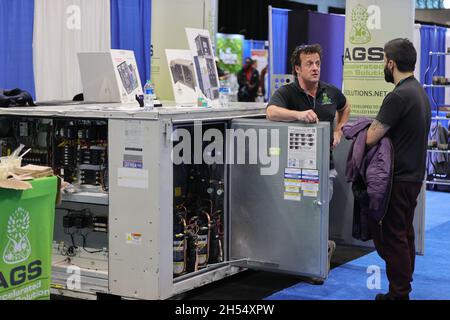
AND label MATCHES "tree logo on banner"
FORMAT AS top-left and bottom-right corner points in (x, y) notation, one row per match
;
(2, 208), (32, 265)
(350, 4), (372, 44)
